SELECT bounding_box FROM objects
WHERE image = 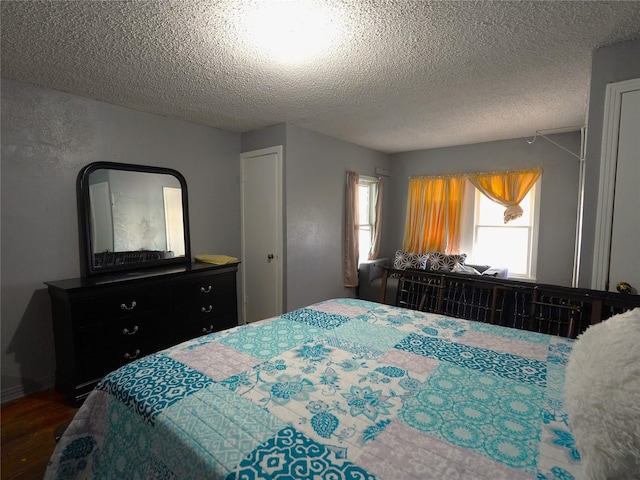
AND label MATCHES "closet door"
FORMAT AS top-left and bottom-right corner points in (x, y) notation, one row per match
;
(592, 78), (640, 293)
(608, 88), (640, 293)
(240, 146), (284, 323)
